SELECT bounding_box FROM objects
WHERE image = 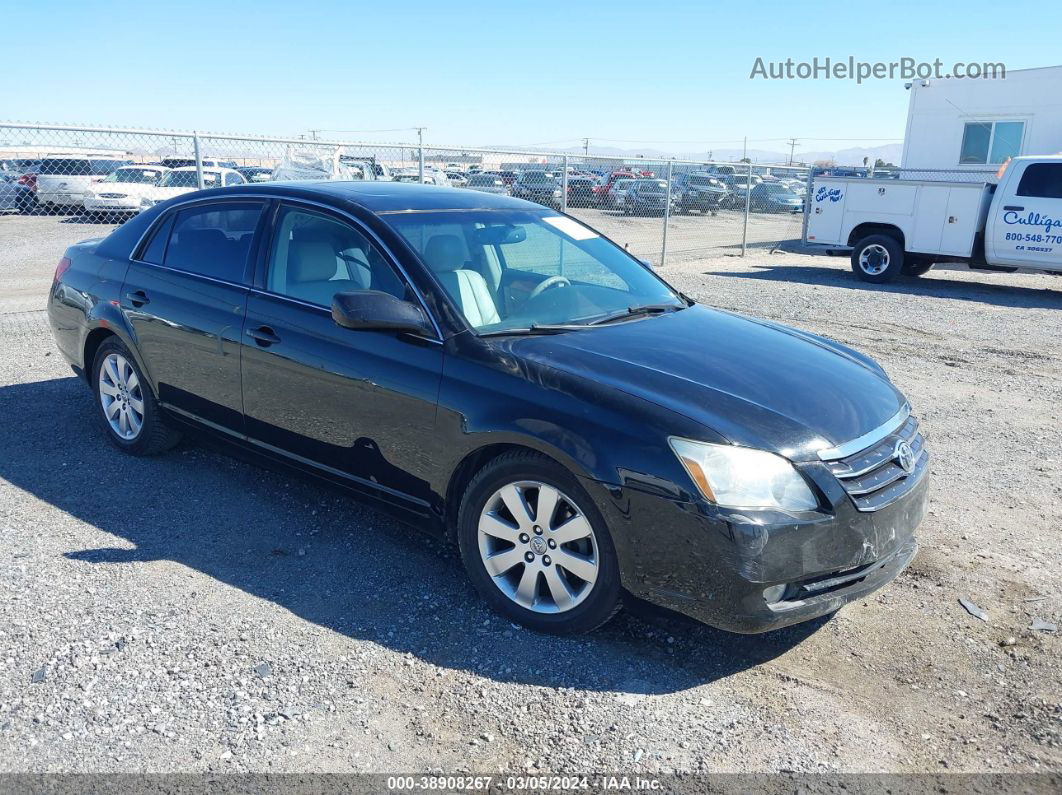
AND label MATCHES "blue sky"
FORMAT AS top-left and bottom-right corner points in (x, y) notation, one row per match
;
(4, 0), (1059, 155)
